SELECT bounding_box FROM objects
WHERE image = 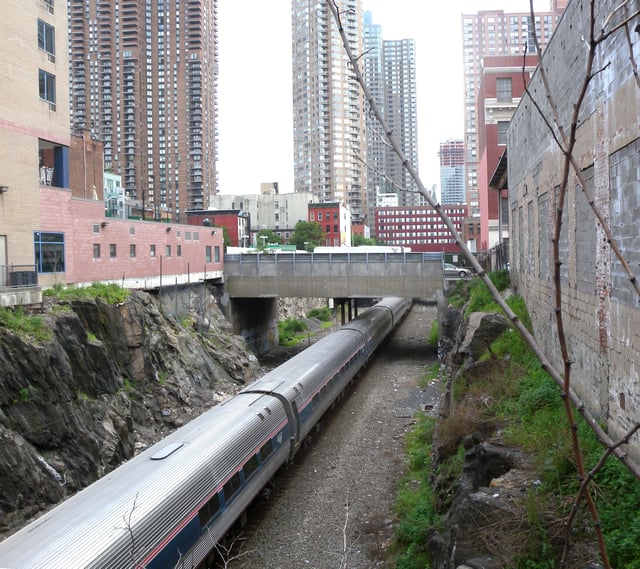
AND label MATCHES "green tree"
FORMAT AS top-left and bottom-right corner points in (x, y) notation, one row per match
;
(352, 233), (378, 247)
(256, 229), (282, 250)
(290, 221), (325, 251)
